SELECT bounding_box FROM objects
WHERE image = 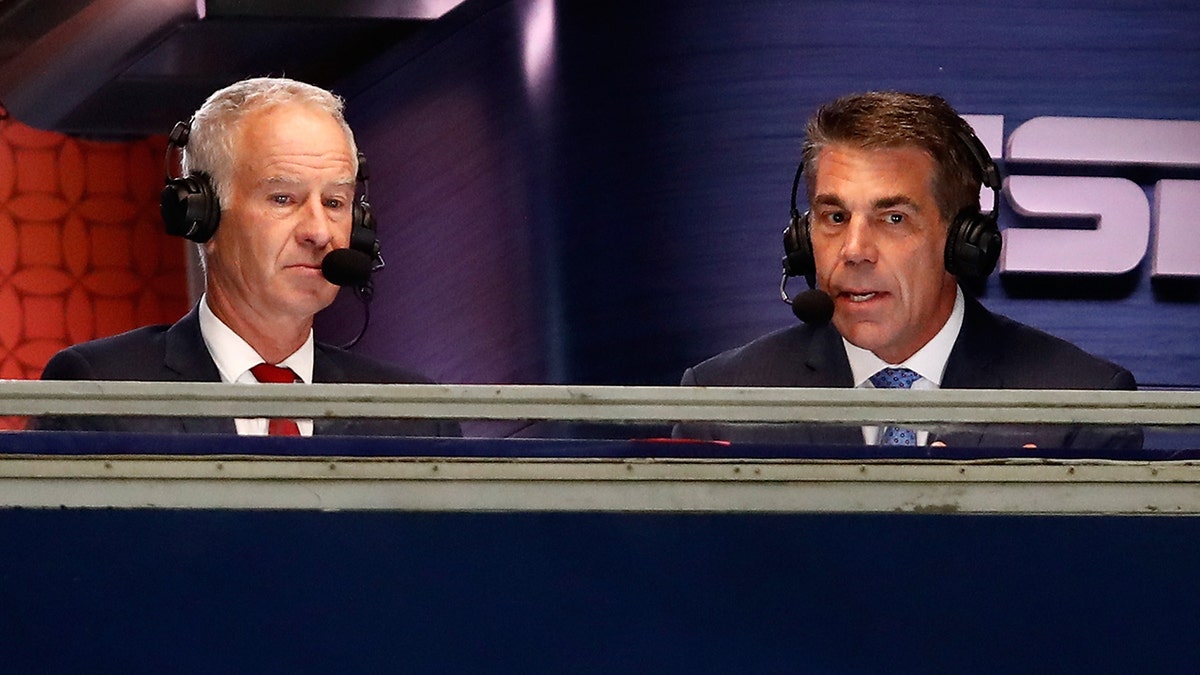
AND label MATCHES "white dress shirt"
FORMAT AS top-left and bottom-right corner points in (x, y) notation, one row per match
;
(843, 286), (966, 445)
(197, 294), (315, 436)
